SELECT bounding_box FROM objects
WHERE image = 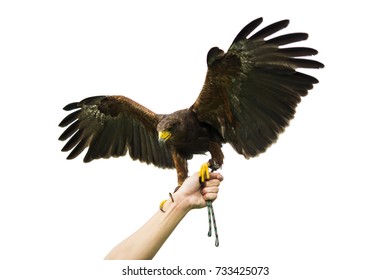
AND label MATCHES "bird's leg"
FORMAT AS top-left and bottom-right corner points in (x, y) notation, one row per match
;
(160, 152), (188, 212)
